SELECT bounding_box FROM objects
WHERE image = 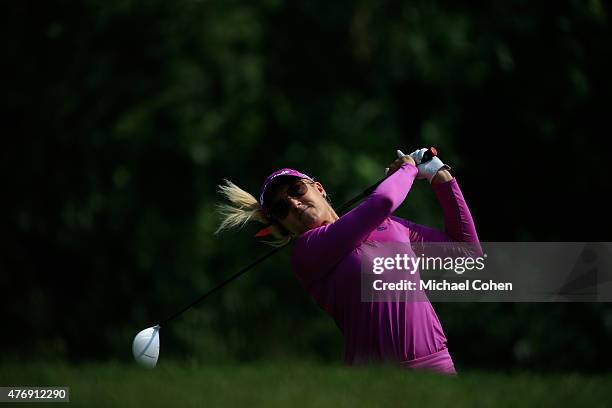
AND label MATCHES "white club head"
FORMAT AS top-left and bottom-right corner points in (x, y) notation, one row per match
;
(132, 325), (160, 368)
